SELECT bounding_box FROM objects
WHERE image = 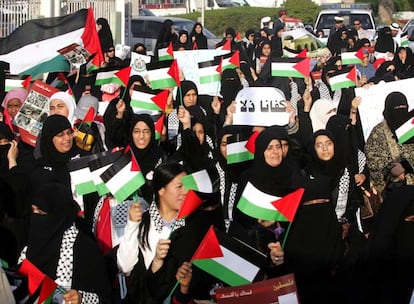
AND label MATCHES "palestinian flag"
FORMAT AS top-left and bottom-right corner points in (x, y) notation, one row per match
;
(115, 66), (132, 87)
(341, 48), (364, 65)
(94, 68), (122, 86)
(215, 51), (240, 74)
(130, 86), (163, 114)
(282, 46), (307, 58)
(400, 35), (409, 47)
(245, 131), (260, 154)
(237, 182), (282, 221)
(215, 39), (232, 51)
(19, 259), (45, 295)
(100, 153), (146, 203)
(5, 79), (24, 91)
(271, 57), (310, 78)
(226, 133), (254, 164)
(146, 60), (178, 89)
(89, 150), (123, 196)
(198, 60), (220, 84)
(158, 42), (174, 61)
(181, 168), (218, 193)
(155, 114), (165, 140)
(0, 8), (102, 76)
(176, 189), (203, 219)
(39, 276), (58, 304)
(271, 188), (305, 222)
(329, 66), (357, 91)
(69, 153), (101, 195)
(396, 117), (414, 144)
(192, 226), (266, 287)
